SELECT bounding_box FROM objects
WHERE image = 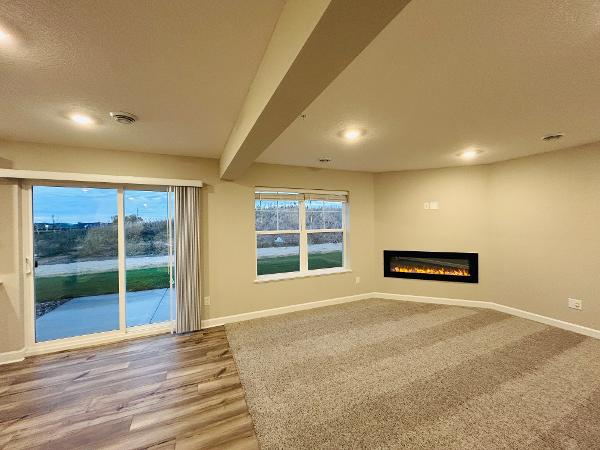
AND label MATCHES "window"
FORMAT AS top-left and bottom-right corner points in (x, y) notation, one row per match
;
(255, 189), (348, 279)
